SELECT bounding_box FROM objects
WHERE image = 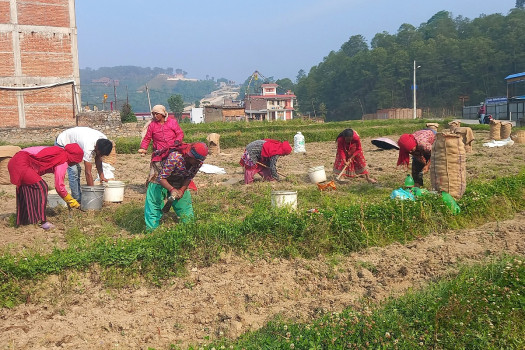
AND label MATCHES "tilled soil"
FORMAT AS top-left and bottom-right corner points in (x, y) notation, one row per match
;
(0, 131), (524, 349)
